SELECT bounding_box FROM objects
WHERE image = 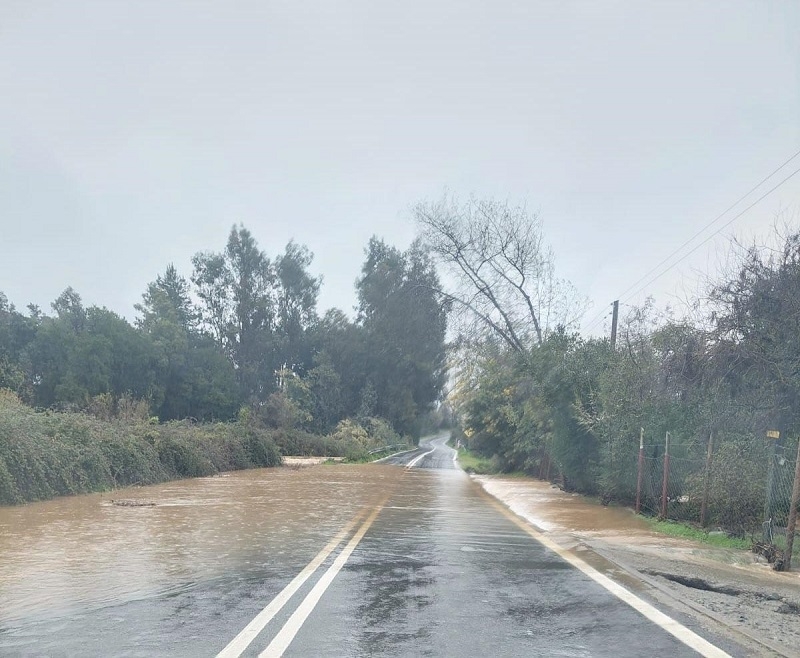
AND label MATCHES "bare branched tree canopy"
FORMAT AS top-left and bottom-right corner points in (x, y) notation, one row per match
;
(414, 196), (583, 352)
